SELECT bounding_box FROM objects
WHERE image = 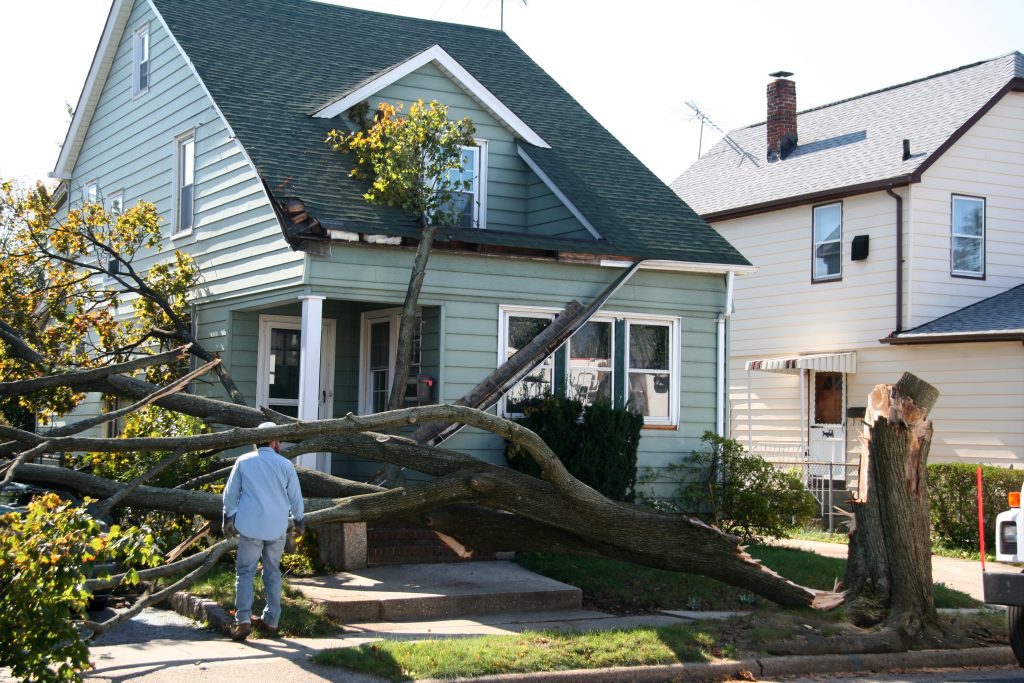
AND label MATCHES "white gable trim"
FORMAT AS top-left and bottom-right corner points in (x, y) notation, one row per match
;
(517, 145), (602, 240)
(313, 44), (550, 149)
(52, 0), (134, 179)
